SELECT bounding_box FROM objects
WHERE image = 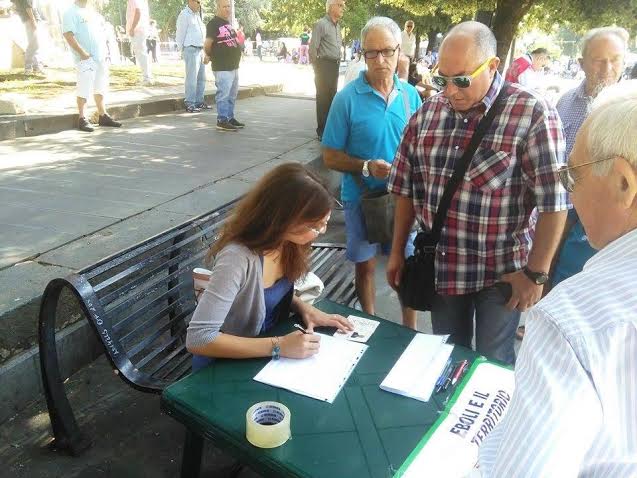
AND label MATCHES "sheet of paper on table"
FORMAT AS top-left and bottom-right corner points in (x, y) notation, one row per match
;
(332, 315), (380, 343)
(395, 360), (516, 478)
(253, 333), (368, 403)
(380, 333), (453, 402)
